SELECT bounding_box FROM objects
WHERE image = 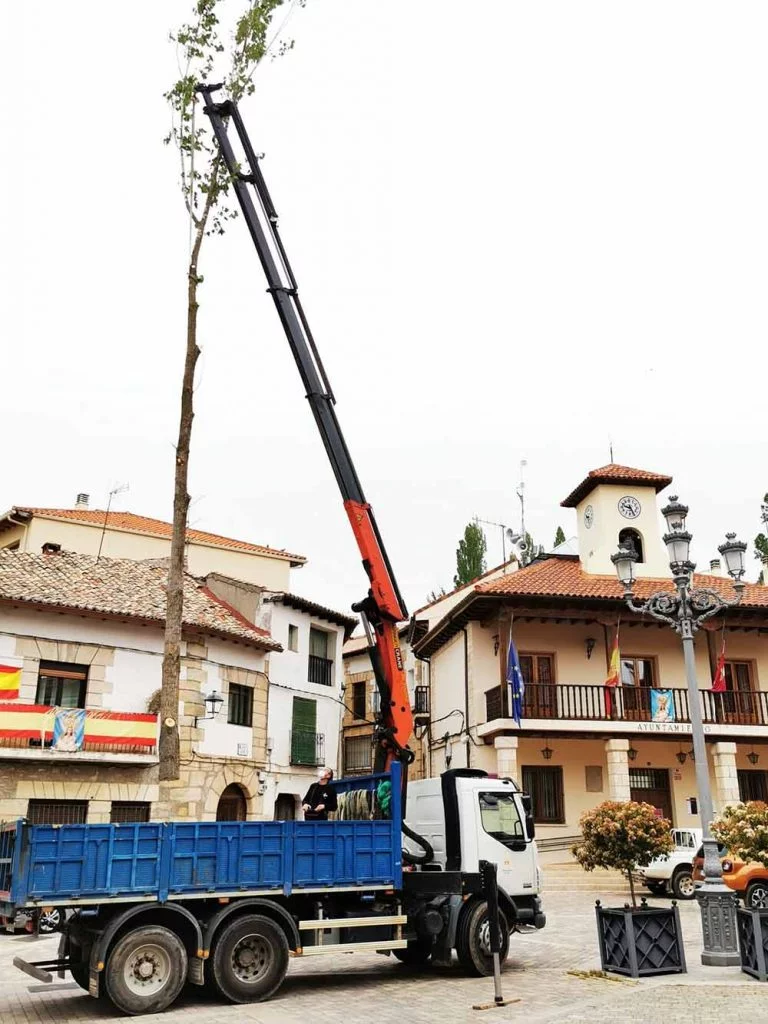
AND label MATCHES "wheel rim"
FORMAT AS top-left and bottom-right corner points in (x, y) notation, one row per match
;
(123, 943), (172, 996)
(230, 934), (272, 984)
(751, 886), (768, 908)
(677, 874), (695, 897)
(477, 918), (492, 956)
(38, 910), (61, 933)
